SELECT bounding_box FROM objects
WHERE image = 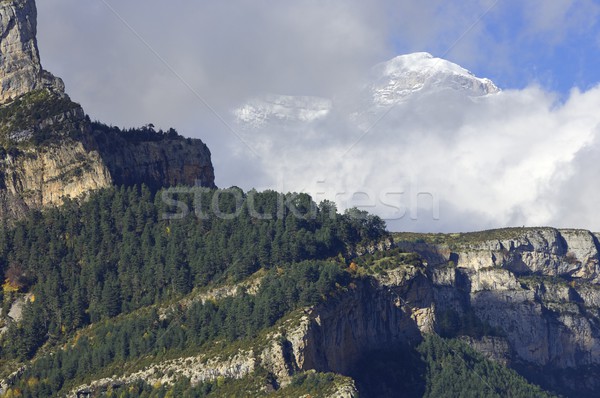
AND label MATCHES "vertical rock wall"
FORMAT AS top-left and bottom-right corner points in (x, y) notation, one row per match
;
(0, 0), (64, 103)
